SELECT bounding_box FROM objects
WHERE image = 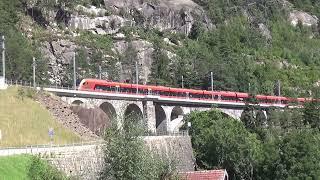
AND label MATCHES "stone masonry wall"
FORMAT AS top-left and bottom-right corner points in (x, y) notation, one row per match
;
(0, 136), (194, 179)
